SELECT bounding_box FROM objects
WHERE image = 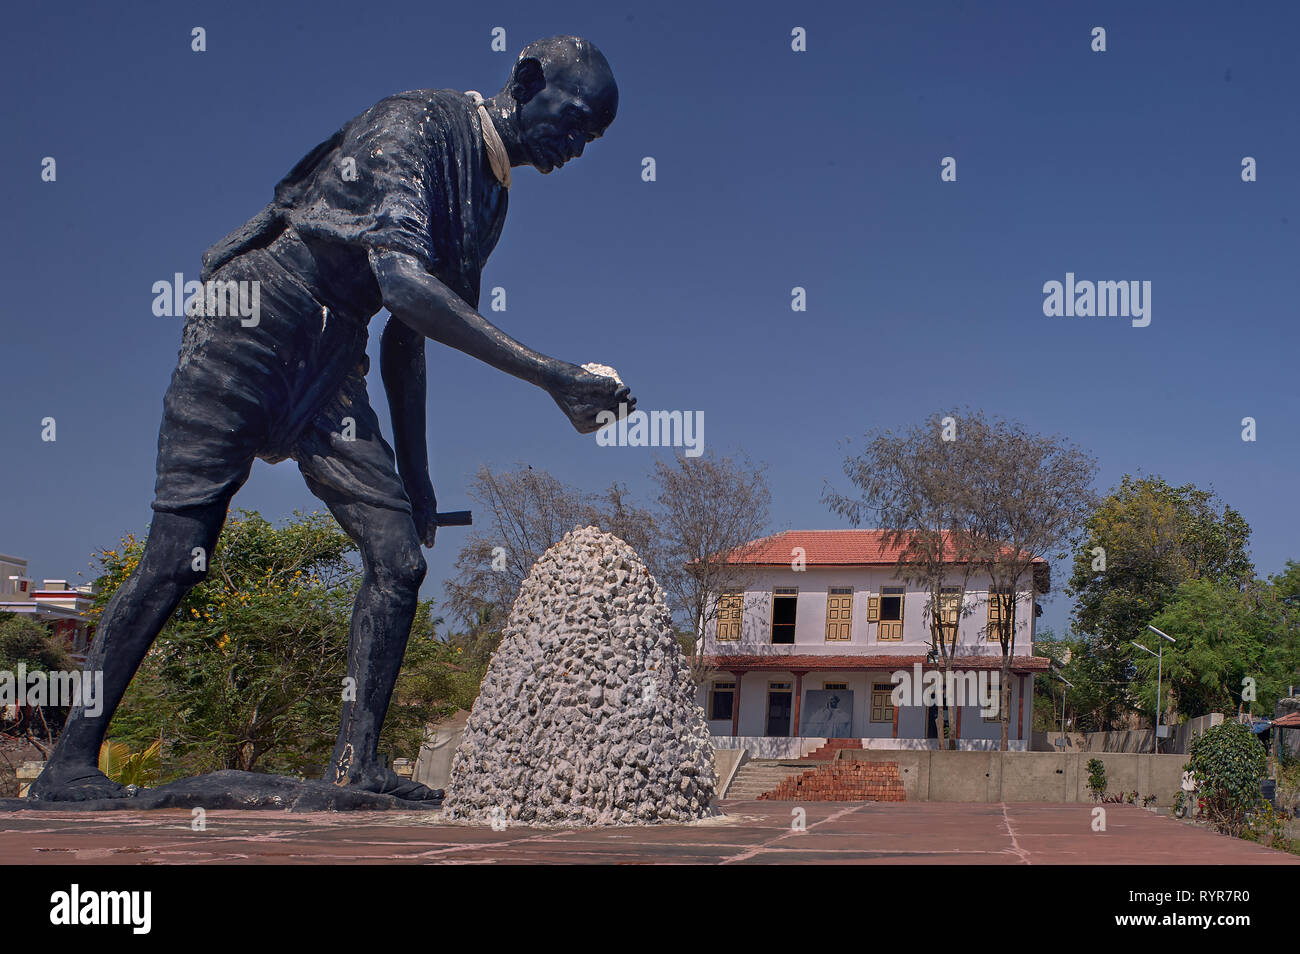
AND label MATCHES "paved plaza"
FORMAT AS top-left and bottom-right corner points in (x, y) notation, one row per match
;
(0, 800), (1293, 865)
